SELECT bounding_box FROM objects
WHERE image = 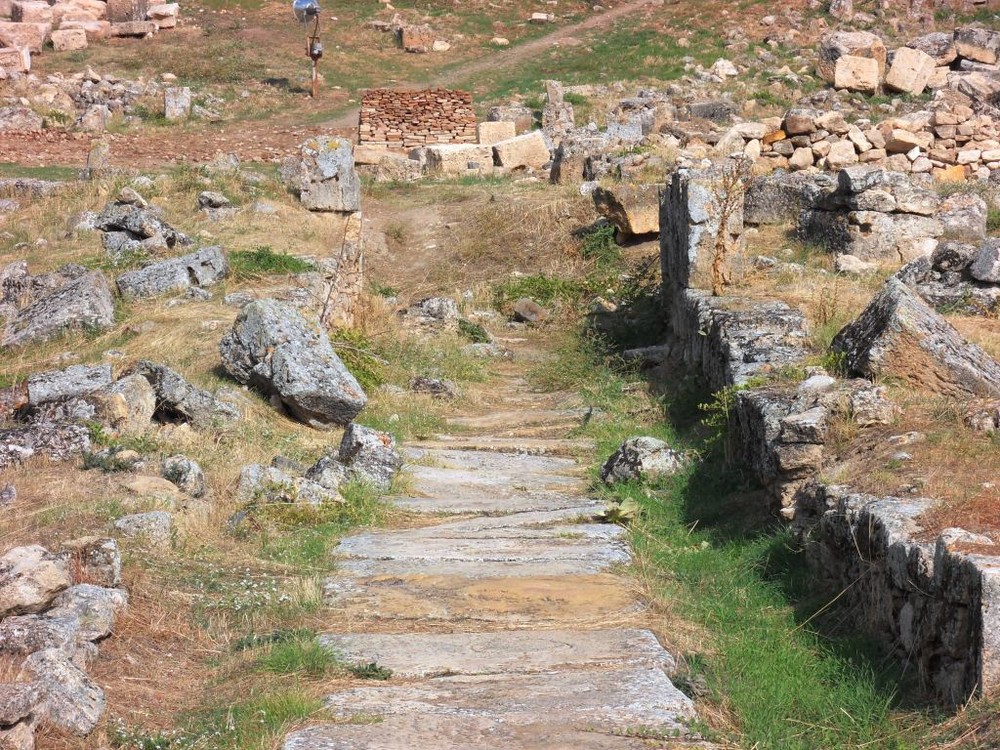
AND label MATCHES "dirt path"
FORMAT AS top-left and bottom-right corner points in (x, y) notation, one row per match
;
(280, 343), (711, 749)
